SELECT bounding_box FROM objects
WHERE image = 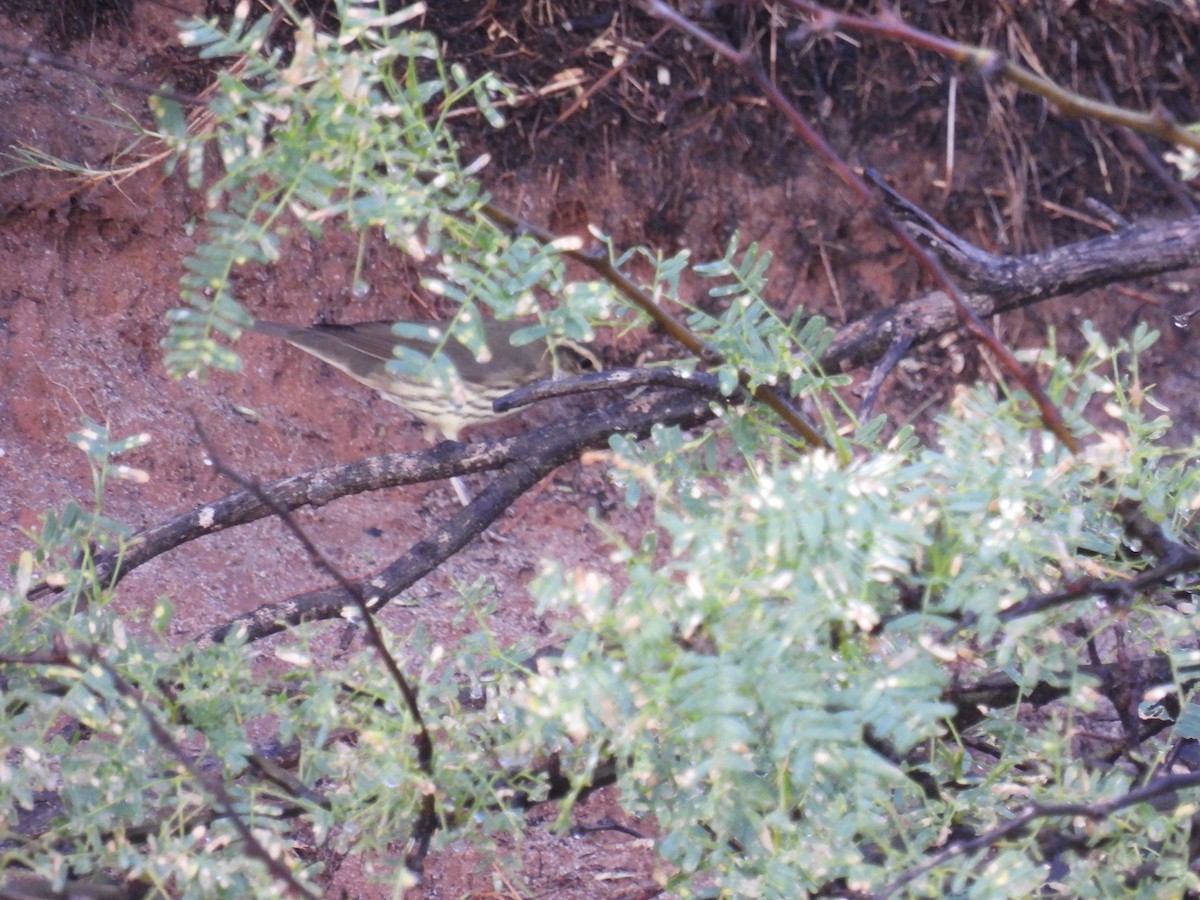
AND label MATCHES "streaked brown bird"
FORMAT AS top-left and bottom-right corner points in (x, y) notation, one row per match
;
(250, 317), (602, 501)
